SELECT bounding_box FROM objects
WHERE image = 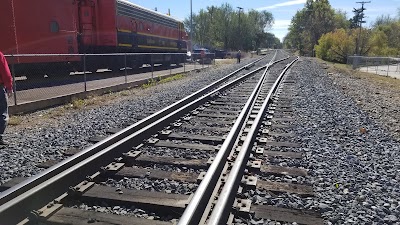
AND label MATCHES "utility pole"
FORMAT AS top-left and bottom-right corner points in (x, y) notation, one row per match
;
(190, 0), (193, 53)
(355, 1), (370, 55)
(237, 7), (243, 50)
